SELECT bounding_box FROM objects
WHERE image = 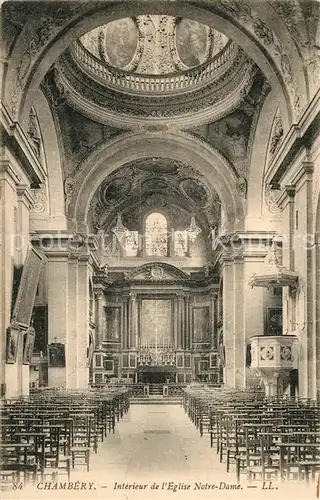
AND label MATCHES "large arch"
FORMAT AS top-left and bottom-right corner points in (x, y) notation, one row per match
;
(246, 88), (284, 231)
(4, 0), (308, 130)
(32, 88), (66, 230)
(67, 131), (245, 234)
